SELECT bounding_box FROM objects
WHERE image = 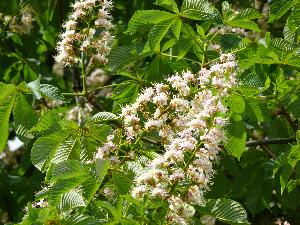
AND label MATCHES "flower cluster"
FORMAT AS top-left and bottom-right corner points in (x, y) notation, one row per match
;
(96, 54), (237, 224)
(0, 9), (34, 34)
(55, 0), (114, 66)
(67, 98), (93, 122)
